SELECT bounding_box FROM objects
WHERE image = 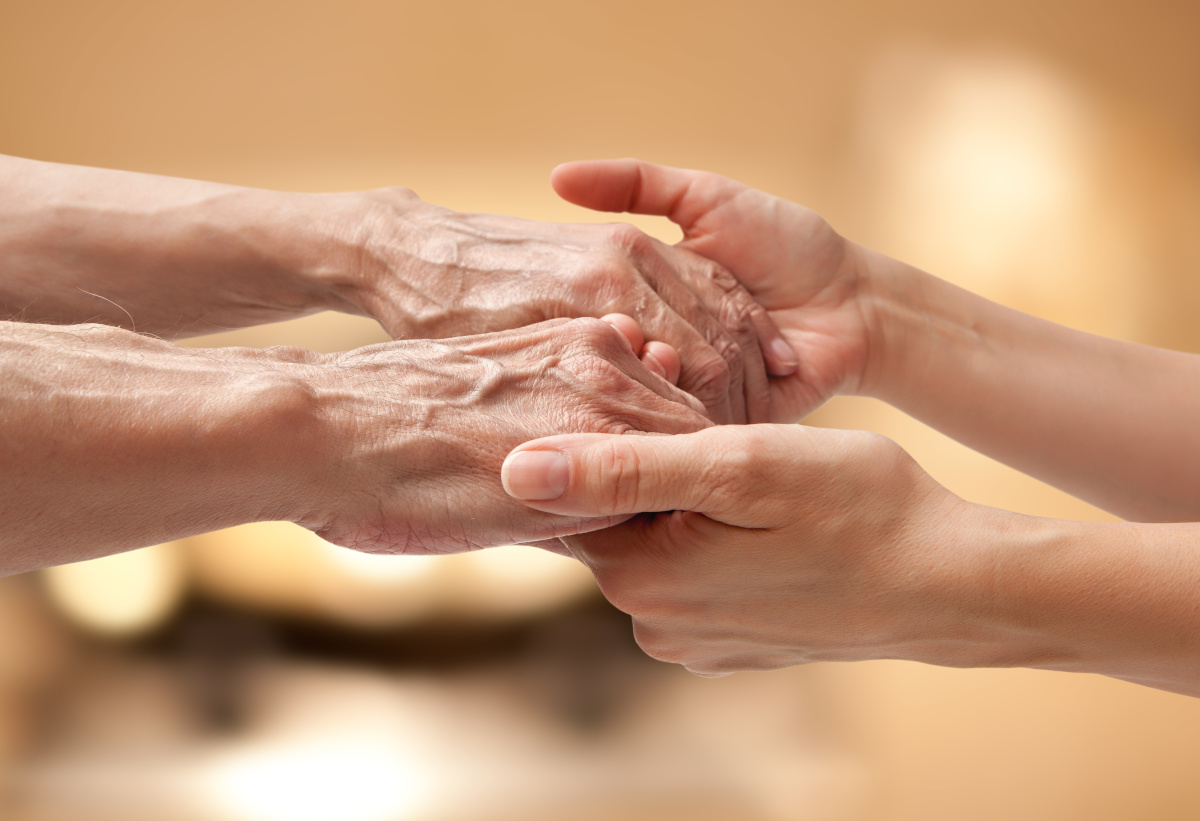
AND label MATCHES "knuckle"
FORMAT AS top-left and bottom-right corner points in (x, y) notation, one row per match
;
(704, 261), (740, 291)
(605, 223), (653, 255)
(564, 316), (626, 356)
(687, 349), (732, 398)
(572, 256), (635, 298)
(586, 438), (644, 514)
(705, 441), (760, 496)
(718, 293), (760, 335)
(577, 355), (634, 400)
